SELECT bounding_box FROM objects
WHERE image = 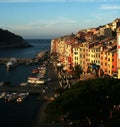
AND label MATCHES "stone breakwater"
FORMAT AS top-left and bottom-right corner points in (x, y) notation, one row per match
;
(0, 50), (49, 66)
(35, 50), (49, 59)
(0, 57), (37, 65)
